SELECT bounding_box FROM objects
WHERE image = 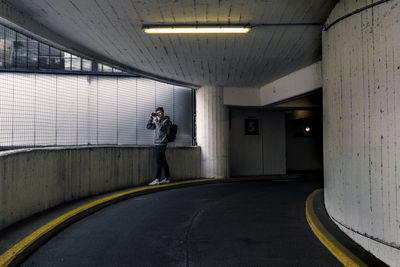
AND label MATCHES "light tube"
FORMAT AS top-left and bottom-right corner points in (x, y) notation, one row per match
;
(143, 26), (251, 34)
